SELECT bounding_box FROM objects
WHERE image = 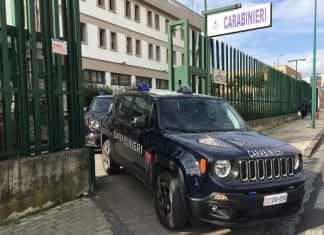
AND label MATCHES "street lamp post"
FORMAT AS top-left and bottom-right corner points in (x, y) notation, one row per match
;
(277, 54), (284, 67)
(311, 0), (318, 129)
(288, 58), (306, 80)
